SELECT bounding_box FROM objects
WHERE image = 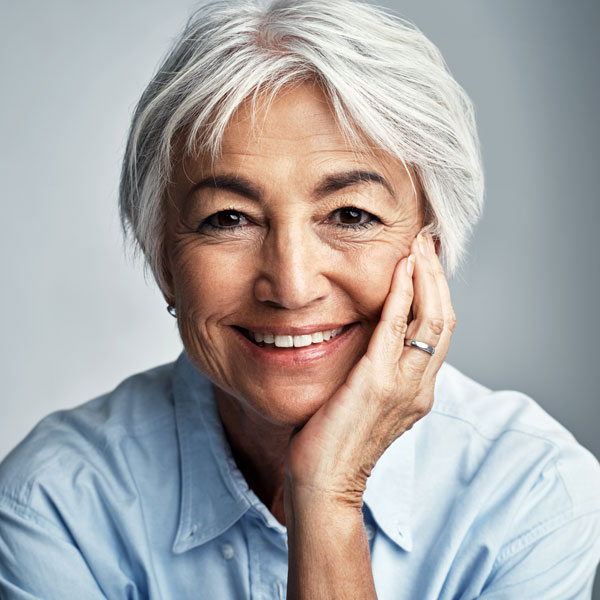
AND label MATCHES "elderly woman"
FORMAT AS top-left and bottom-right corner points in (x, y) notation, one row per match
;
(1, 0), (599, 598)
